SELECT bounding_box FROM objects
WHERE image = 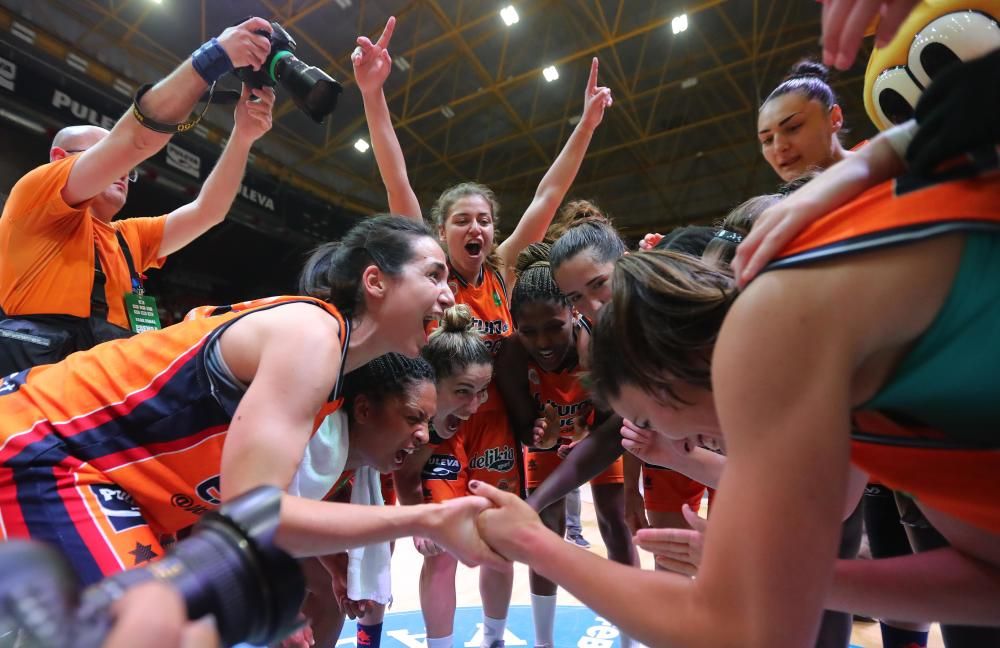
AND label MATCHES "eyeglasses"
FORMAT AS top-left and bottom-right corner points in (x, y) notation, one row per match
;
(63, 149), (139, 183)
